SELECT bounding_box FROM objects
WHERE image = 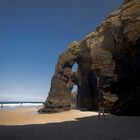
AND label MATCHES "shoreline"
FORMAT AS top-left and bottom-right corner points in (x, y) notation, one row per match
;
(0, 106), (99, 125)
